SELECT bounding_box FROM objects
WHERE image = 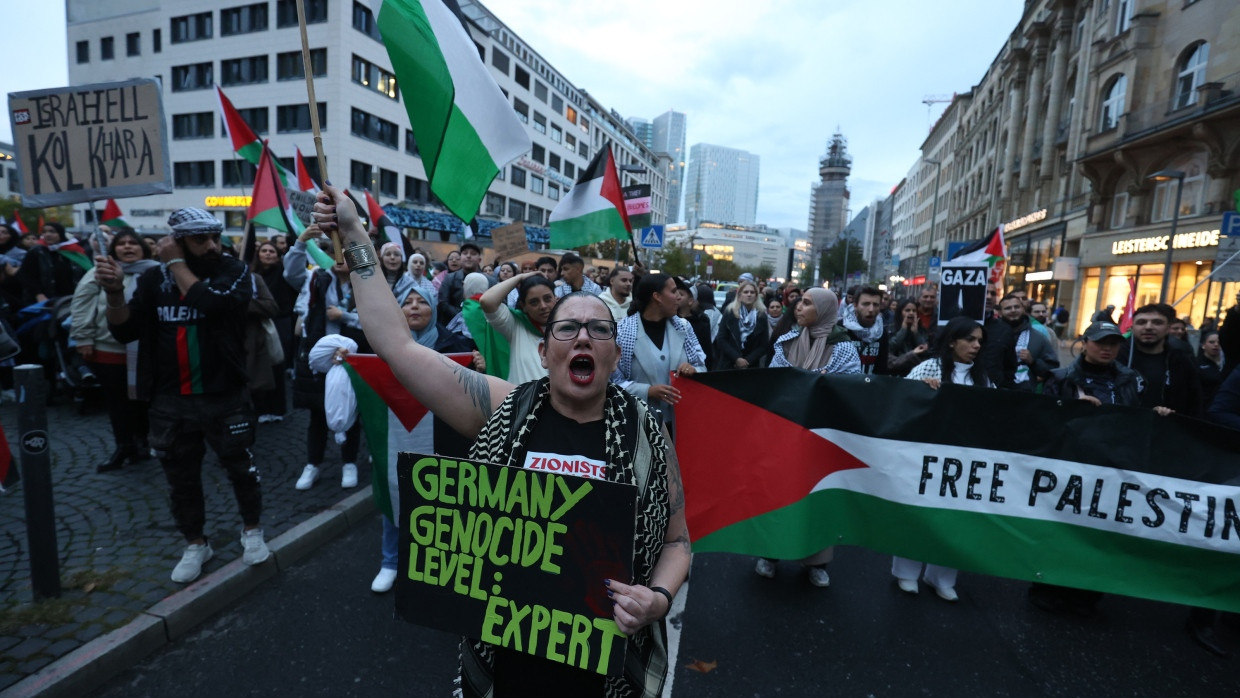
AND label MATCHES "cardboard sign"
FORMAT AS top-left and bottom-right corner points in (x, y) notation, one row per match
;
(491, 222), (529, 262)
(287, 189), (317, 227)
(395, 452), (636, 676)
(9, 78), (172, 207)
(937, 262), (989, 325)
